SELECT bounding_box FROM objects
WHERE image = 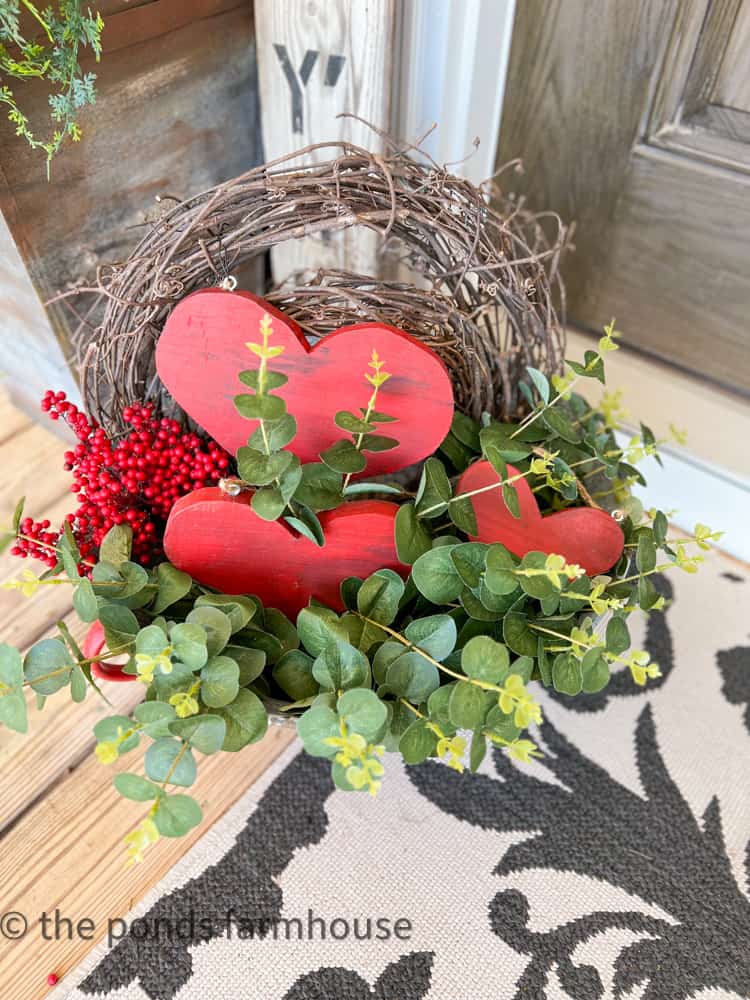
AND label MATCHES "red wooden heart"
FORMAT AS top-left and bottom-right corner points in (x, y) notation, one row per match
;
(163, 488), (409, 619)
(457, 461), (624, 576)
(82, 621), (135, 682)
(155, 289), (454, 475)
